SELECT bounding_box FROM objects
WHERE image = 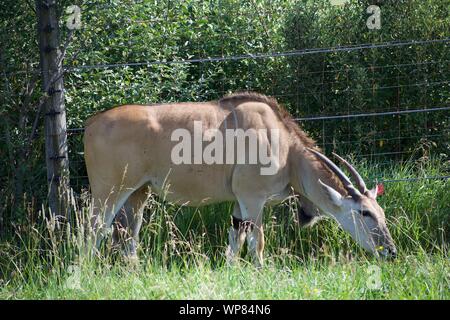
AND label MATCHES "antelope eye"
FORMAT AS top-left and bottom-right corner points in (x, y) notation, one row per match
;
(359, 210), (372, 217)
